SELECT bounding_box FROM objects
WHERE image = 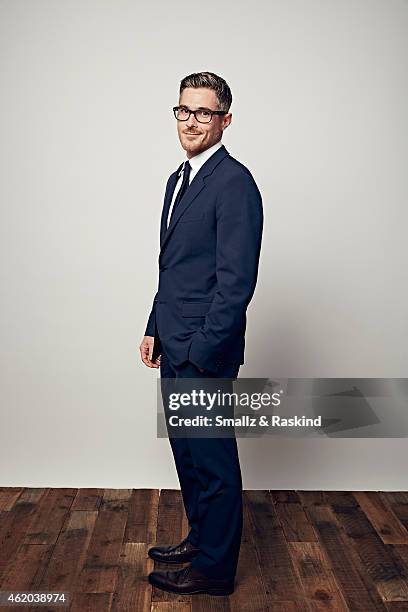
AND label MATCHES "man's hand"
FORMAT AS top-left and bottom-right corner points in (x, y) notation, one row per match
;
(190, 361), (204, 373)
(140, 336), (161, 368)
